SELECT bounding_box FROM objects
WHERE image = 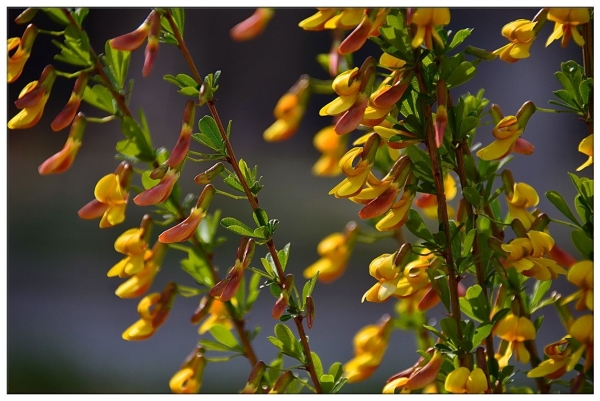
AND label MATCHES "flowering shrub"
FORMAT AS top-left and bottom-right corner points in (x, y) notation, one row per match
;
(7, 7), (593, 394)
